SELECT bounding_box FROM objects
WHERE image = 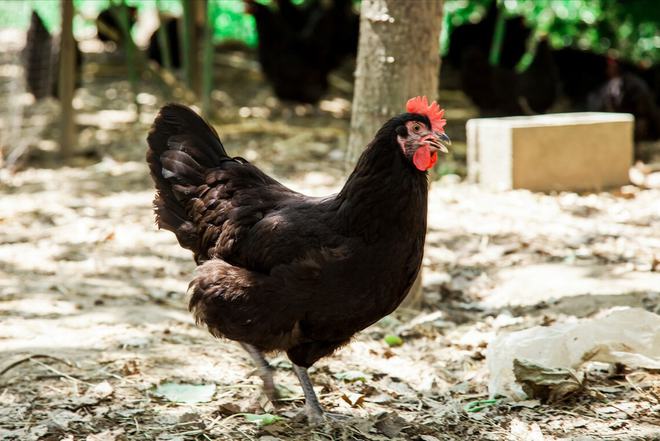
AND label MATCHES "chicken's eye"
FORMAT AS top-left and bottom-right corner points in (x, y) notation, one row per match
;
(412, 123), (422, 133)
